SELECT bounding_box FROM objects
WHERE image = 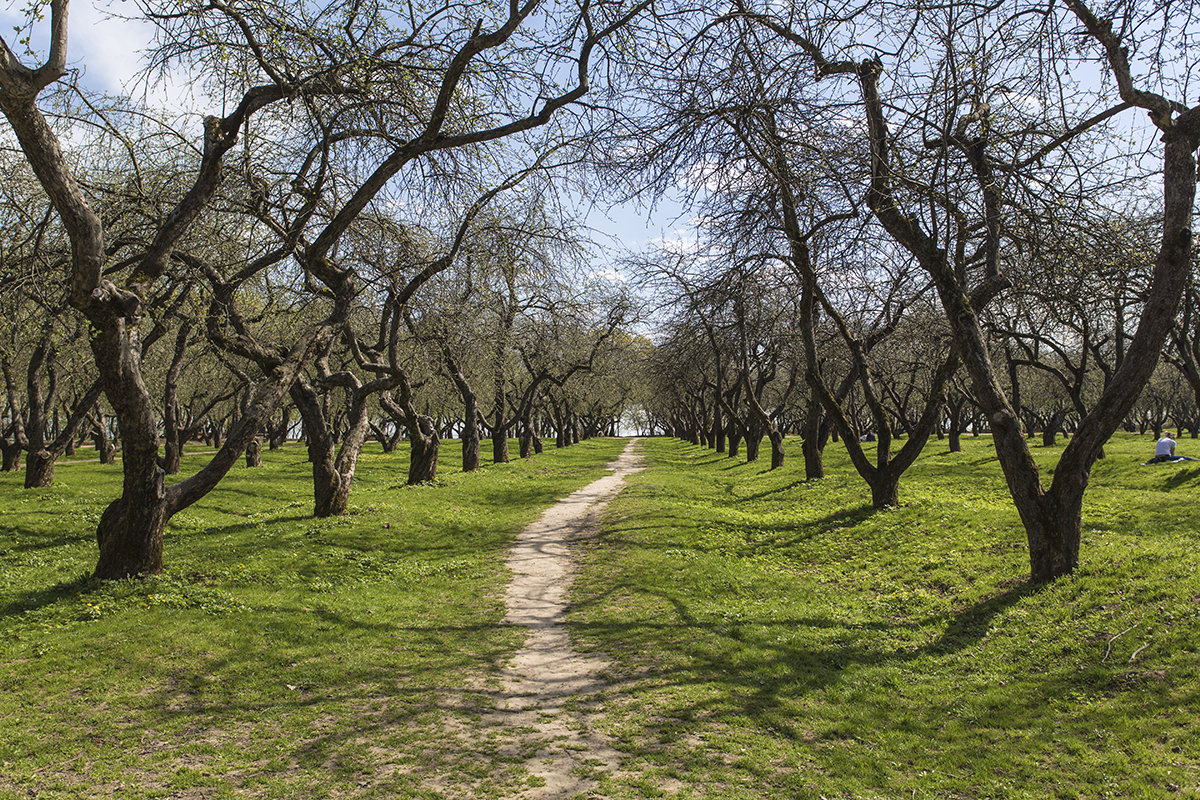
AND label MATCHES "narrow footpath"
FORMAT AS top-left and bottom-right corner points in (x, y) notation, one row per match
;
(486, 438), (644, 797)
